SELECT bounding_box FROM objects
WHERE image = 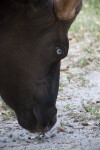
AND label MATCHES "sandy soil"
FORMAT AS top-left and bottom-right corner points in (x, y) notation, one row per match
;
(0, 38), (100, 150)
